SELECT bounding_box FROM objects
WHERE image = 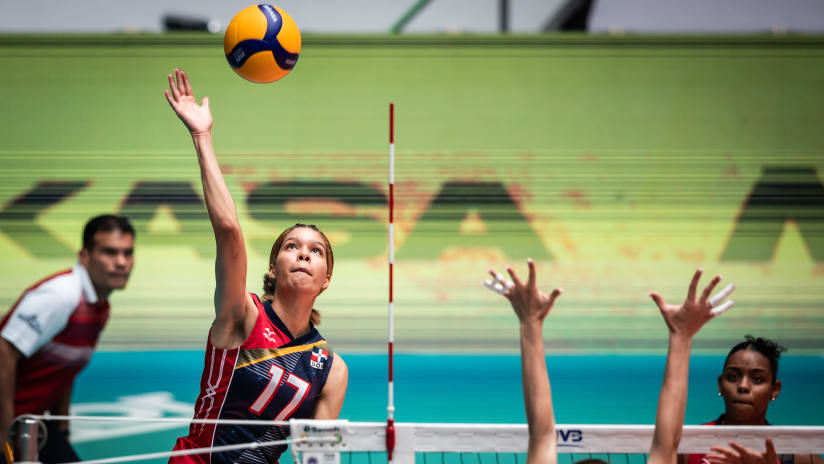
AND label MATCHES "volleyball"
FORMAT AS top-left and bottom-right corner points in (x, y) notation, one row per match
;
(223, 4), (301, 83)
